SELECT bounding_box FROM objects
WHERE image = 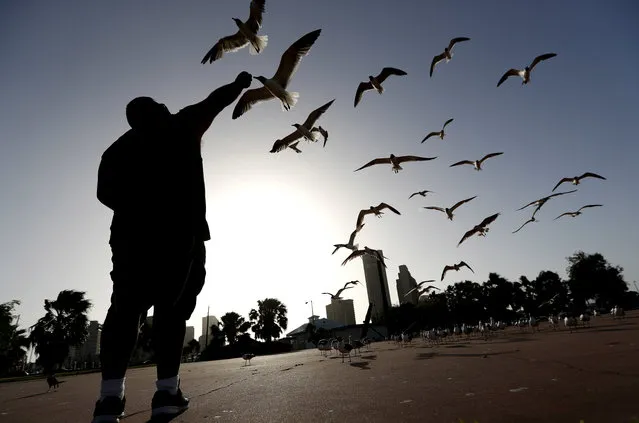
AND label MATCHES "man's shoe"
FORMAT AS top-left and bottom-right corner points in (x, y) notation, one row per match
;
(91, 396), (126, 423)
(151, 388), (190, 417)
